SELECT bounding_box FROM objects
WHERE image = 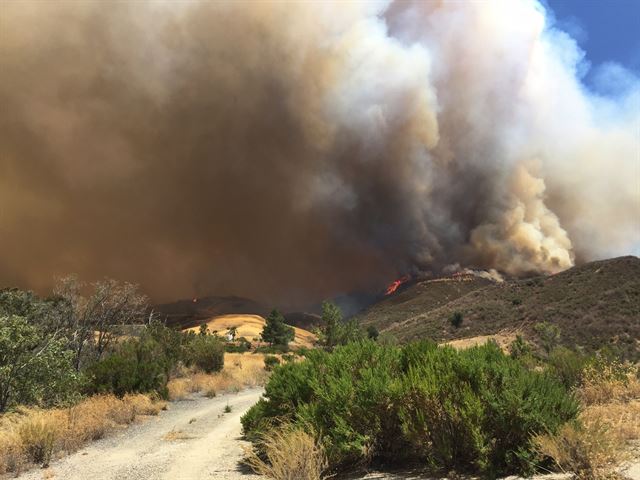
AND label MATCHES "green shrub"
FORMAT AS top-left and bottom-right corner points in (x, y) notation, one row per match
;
(546, 347), (591, 389)
(509, 335), (532, 359)
(534, 322), (561, 354)
(84, 337), (171, 397)
(242, 341), (579, 476)
(449, 311), (463, 328)
(186, 334), (225, 373)
(367, 325), (379, 340)
(225, 337), (252, 353)
(264, 355), (281, 371)
(254, 344), (290, 354)
(241, 398), (271, 440)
